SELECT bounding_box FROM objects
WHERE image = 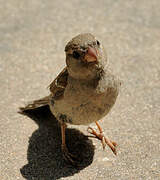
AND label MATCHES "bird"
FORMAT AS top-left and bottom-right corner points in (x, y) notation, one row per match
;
(20, 33), (121, 165)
